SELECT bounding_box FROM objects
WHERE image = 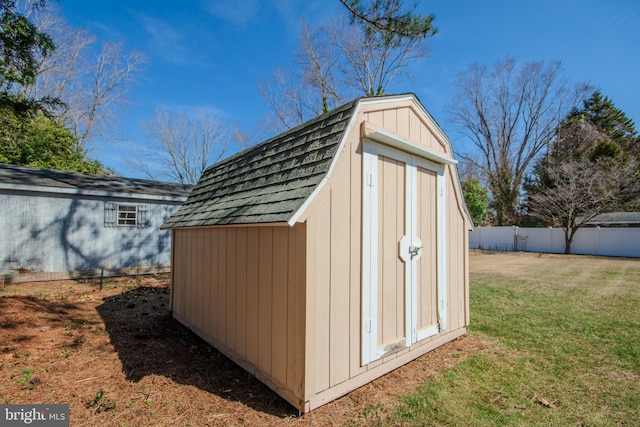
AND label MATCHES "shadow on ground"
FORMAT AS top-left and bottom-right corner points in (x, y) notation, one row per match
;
(96, 286), (297, 417)
(0, 296), (85, 354)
